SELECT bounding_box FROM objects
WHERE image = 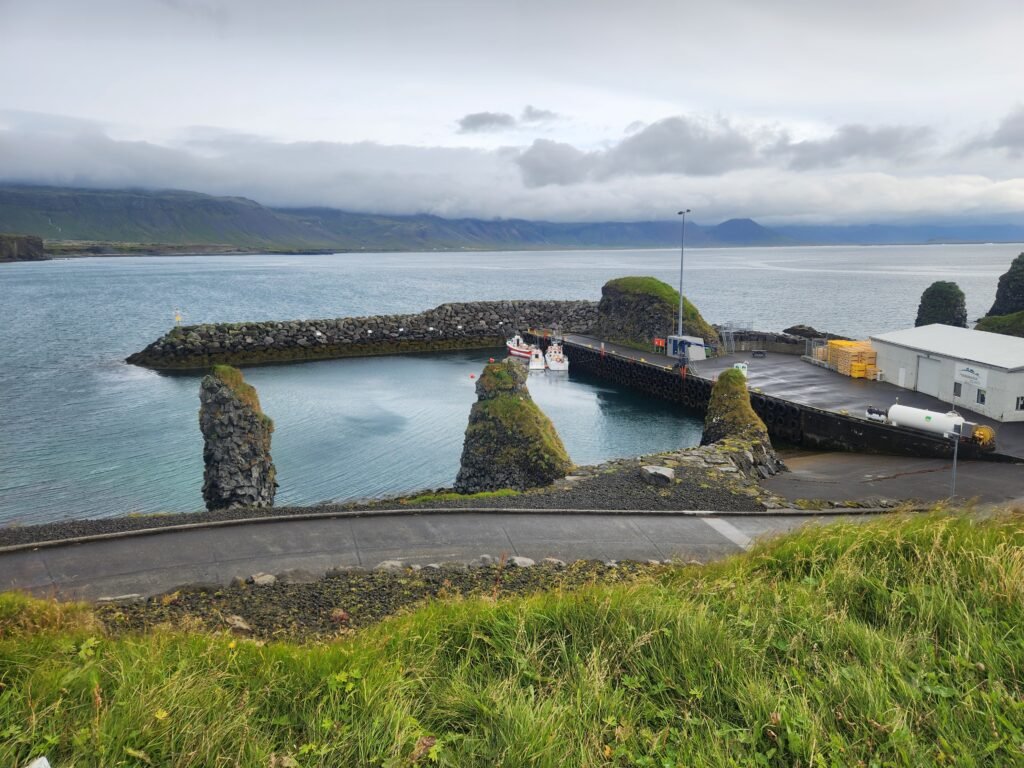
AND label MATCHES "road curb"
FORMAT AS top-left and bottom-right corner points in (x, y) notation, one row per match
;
(0, 505), (915, 555)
